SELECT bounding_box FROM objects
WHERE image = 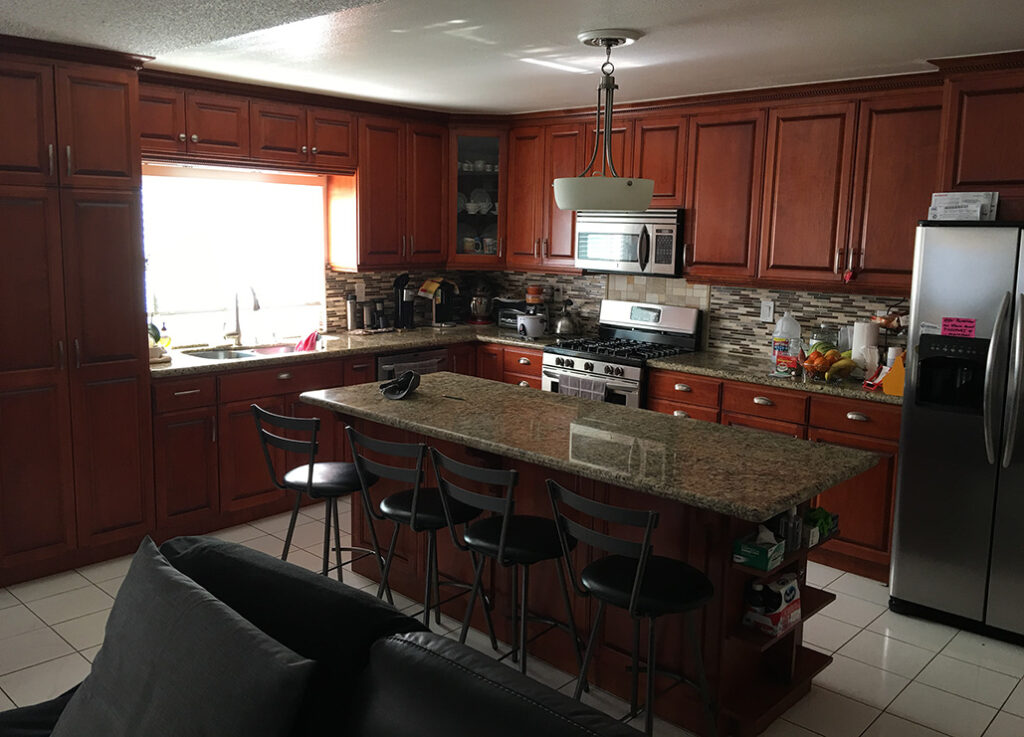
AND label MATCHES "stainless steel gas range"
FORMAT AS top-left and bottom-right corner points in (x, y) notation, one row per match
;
(541, 300), (700, 408)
